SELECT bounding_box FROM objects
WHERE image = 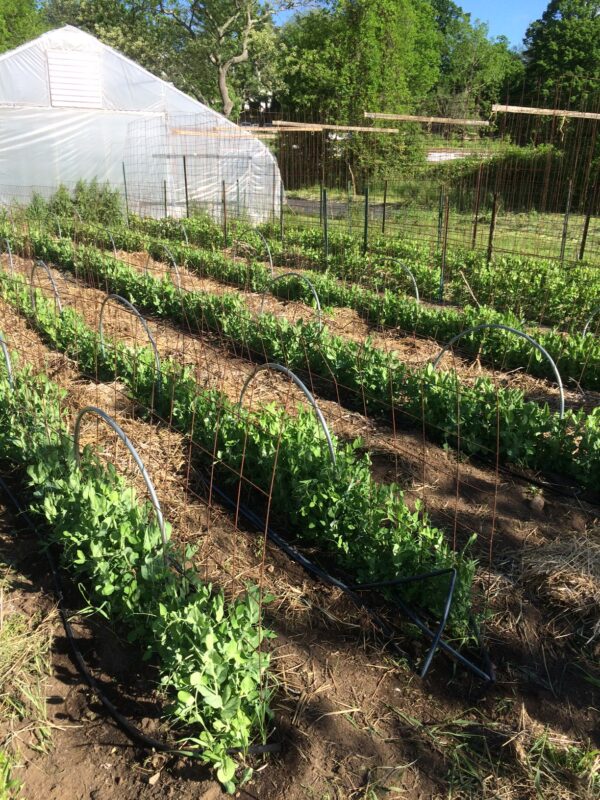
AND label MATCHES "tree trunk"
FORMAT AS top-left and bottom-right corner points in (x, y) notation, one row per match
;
(218, 65), (234, 117)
